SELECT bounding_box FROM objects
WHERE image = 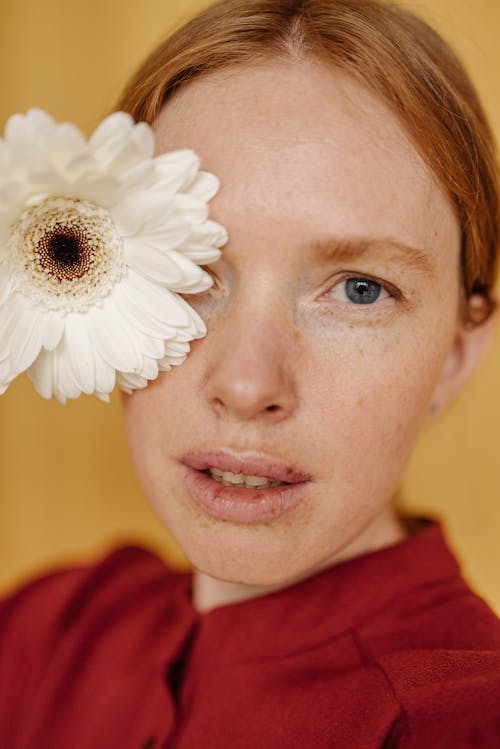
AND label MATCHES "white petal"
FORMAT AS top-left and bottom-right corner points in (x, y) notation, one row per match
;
(27, 348), (54, 399)
(189, 218), (228, 247)
(141, 356), (159, 380)
(67, 175), (122, 205)
(111, 282), (179, 339)
(63, 314), (96, 394)
(53, 344), (84, 401)
(0, 184), (26, 216)
(116, 370), (148, 393)
(186, 171), (220, 202)
(118, 160), (156, 192)
(96, 295), (164, 360)
(169, 270), (214, 294)
(88, 301), (141, 372)
(90, 112), (135, 150)
(0, 358), (12, 382)
(129, 248), (213, 294)
(125, 242), (186, 285)
(0, 294), (30, 365)
(95, 351), (116, 394)
(64, 151), (100, 181)
(118, 270), (192, 329)
(111, 191), (177, 238)
(164, 339), (190, 356)
(104, 297), (165, 361)
(41, 123), (87, 172)
(40, 314), (65, 351)
(153, 150), (200, 194)
(158, 349), (188, 370)
(0, 140), (13, 171)
(4, 109), (56, 146)
(22, 162), (67, 195)
(0, 271), (13, 307)
(106, 127), (154, 174)
(180, 246), (221, 264)
(90, 113), (154, 172)
(8, 308), (44, 374)
(170, 193), (209, 222)
(95, 390), (111, 403)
